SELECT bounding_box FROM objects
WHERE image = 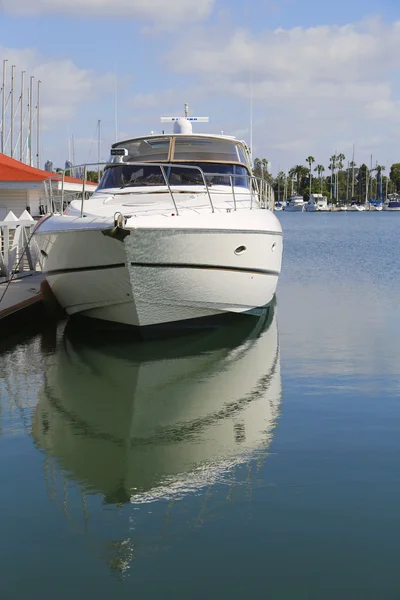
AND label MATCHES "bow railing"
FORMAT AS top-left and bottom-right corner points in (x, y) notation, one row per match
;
(52, 161), (276, 216)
